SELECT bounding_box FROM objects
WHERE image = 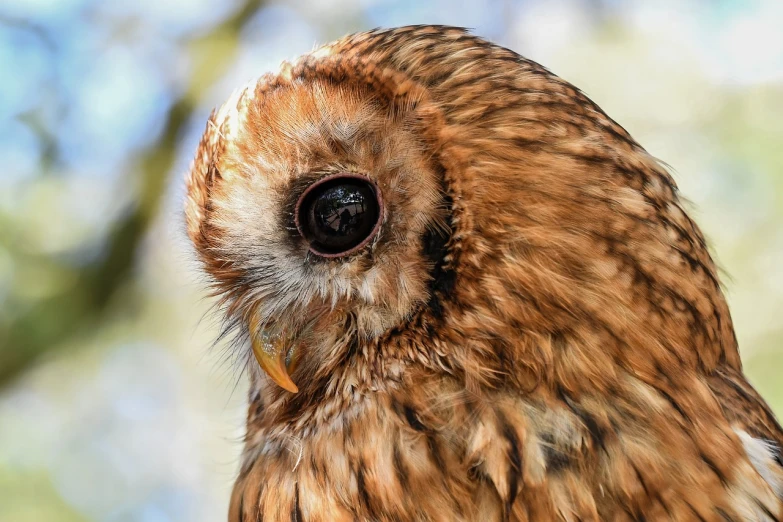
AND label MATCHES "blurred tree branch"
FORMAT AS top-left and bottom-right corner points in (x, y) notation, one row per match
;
(0, 0), (266, 388)
(0, 15), (64, 174)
